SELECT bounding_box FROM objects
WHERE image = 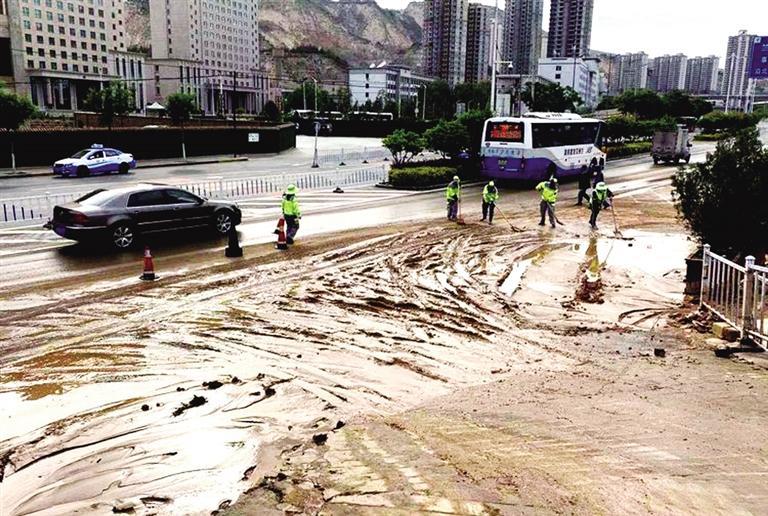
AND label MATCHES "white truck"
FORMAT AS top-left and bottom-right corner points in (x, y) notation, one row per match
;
(652, 125), (692, 165)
